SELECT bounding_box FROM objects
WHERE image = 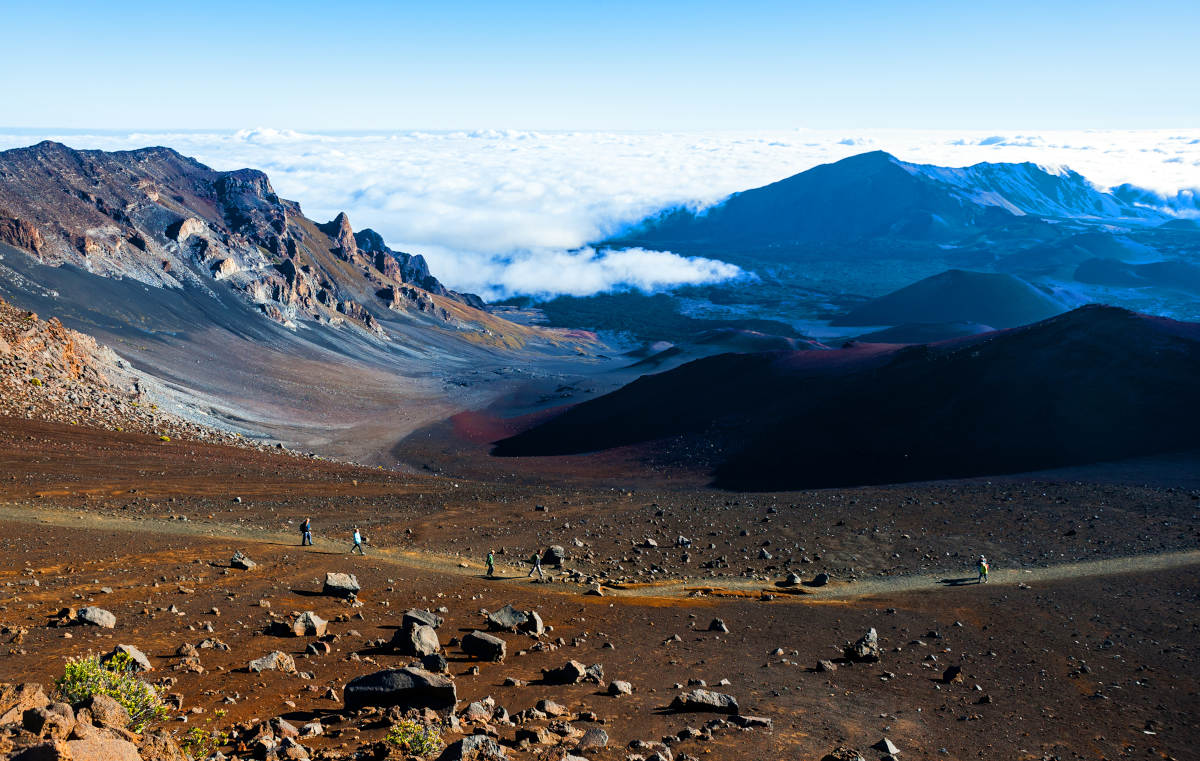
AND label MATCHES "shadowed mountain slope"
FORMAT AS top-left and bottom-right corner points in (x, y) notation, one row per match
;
(494, 306), (1200, 489)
